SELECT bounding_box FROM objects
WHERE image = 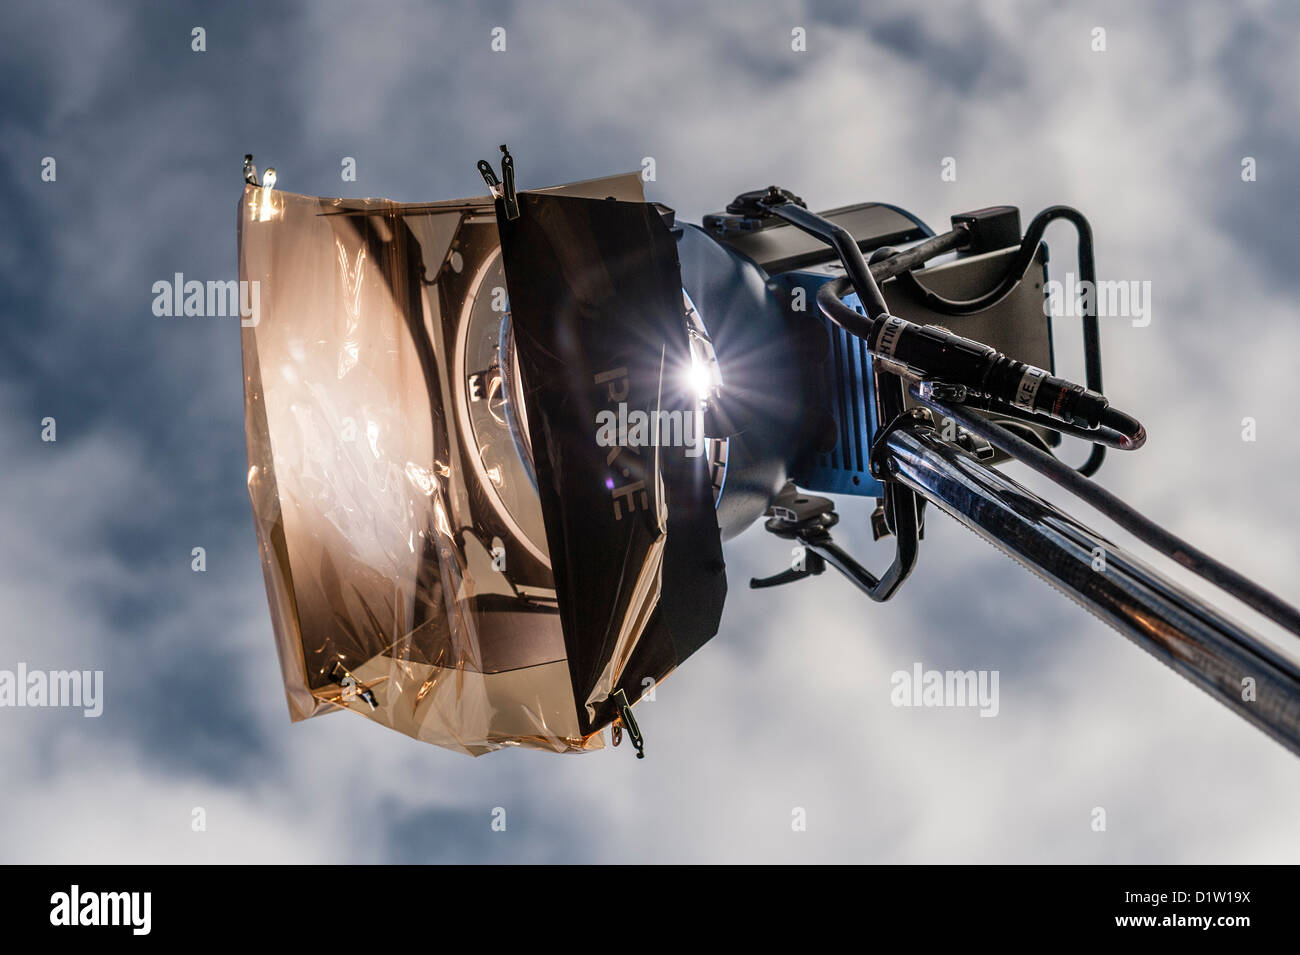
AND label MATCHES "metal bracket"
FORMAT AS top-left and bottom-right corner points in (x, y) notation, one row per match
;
(749, 475), (919, 602)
